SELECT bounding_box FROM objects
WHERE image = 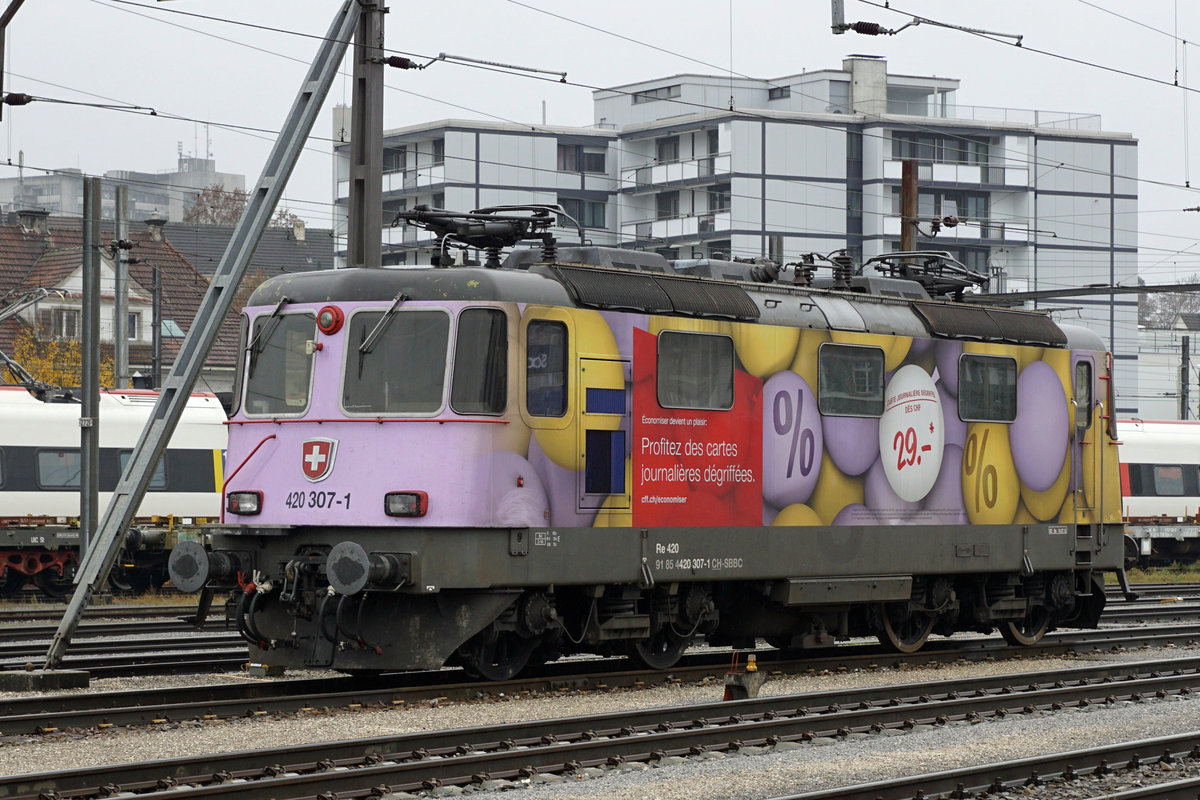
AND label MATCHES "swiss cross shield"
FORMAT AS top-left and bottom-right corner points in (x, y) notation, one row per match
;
(301, 438), (338, 482)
